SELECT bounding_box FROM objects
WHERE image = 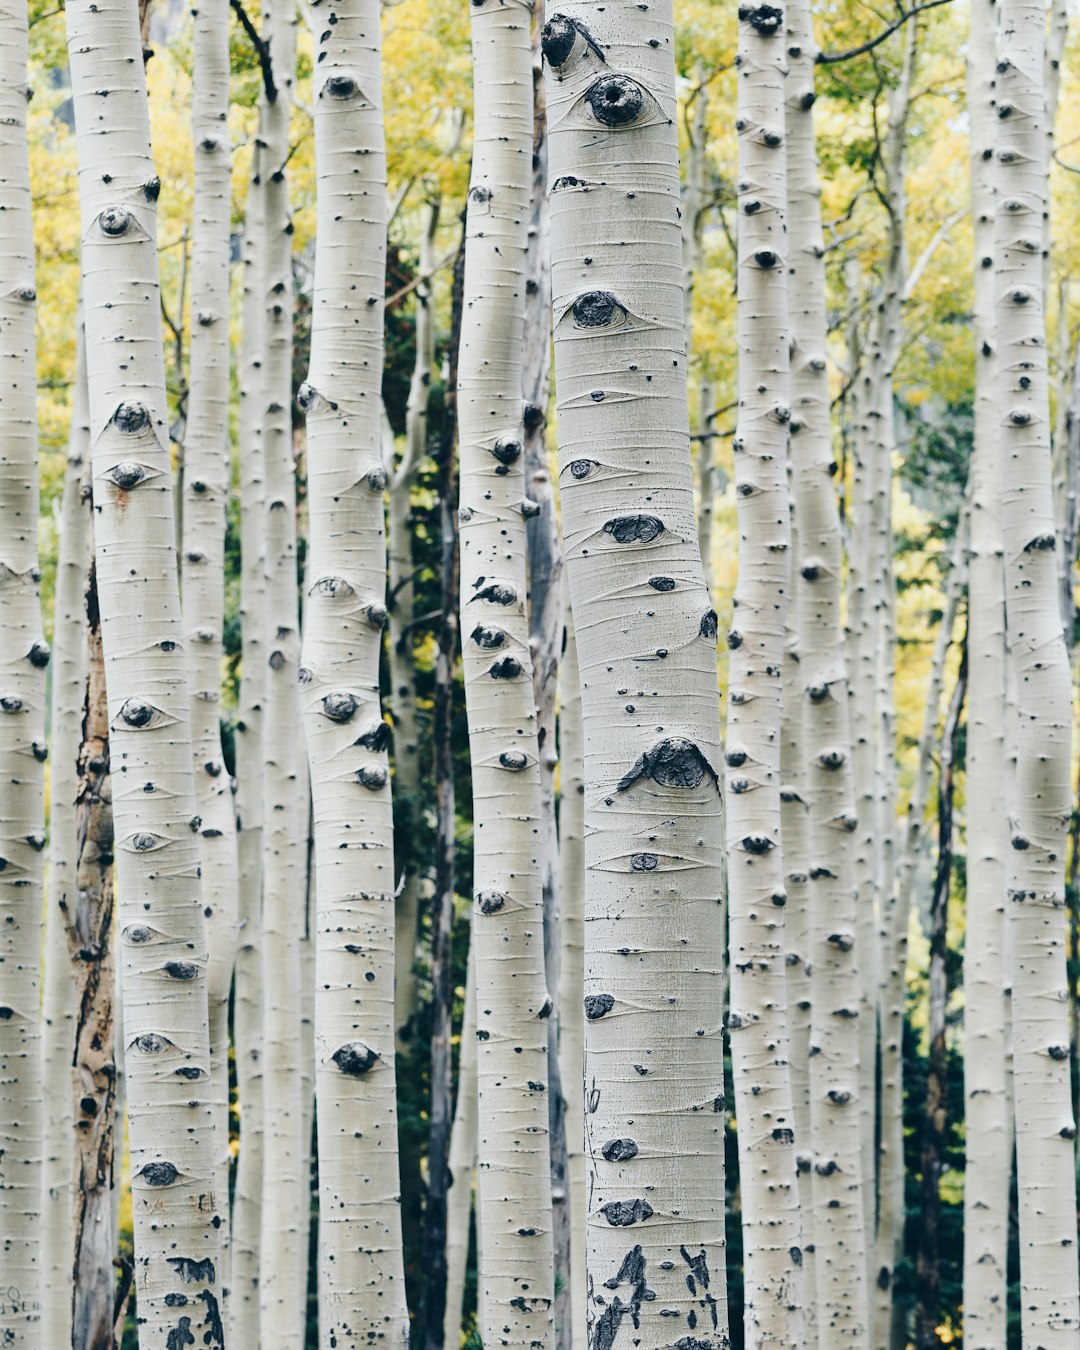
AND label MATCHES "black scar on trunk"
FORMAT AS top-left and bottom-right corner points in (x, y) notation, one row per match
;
(600, 1197), (653, 1226)
(139, 1161), (179, 1187)
(333, 1042), (379, 1076)
(165, 1318), (195, 1350)
(617, 736), (720, 792)
(680, 1244), (710, 1296)
(603, 514), (664, 544)
(584, 993), (615, 1020)
(166, 1256), (216, 1284)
